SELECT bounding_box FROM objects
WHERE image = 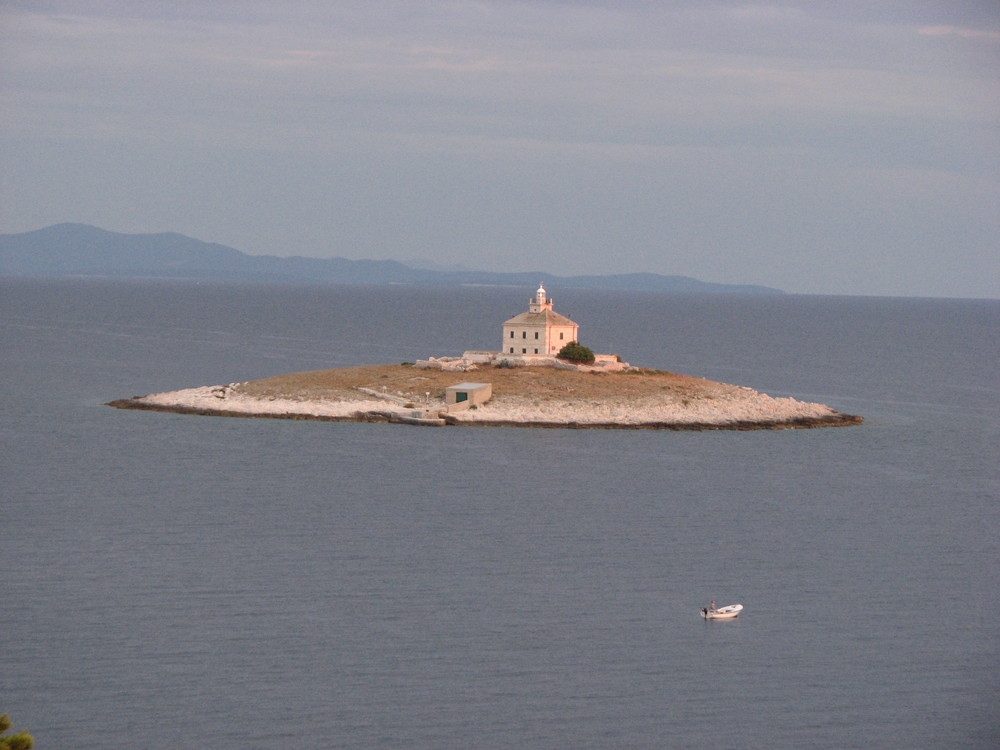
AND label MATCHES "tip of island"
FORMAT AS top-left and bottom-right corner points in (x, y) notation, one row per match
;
(108, 284), (862, 430)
